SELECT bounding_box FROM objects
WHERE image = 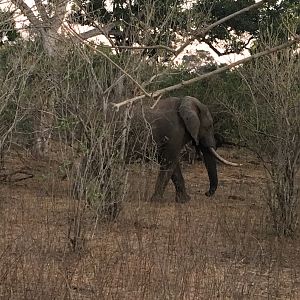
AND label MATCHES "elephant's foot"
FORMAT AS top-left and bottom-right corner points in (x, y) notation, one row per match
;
(150, 193), (163, 202)
(205, 189), (216, 197)
(175, 193), (191, 203)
